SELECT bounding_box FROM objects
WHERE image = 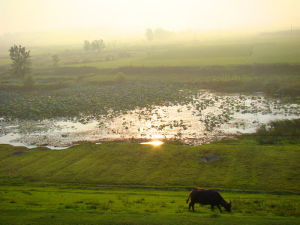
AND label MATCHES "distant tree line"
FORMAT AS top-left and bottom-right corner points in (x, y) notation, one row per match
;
(84, 39), (105, 51)
(145, 28), (173, 41)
